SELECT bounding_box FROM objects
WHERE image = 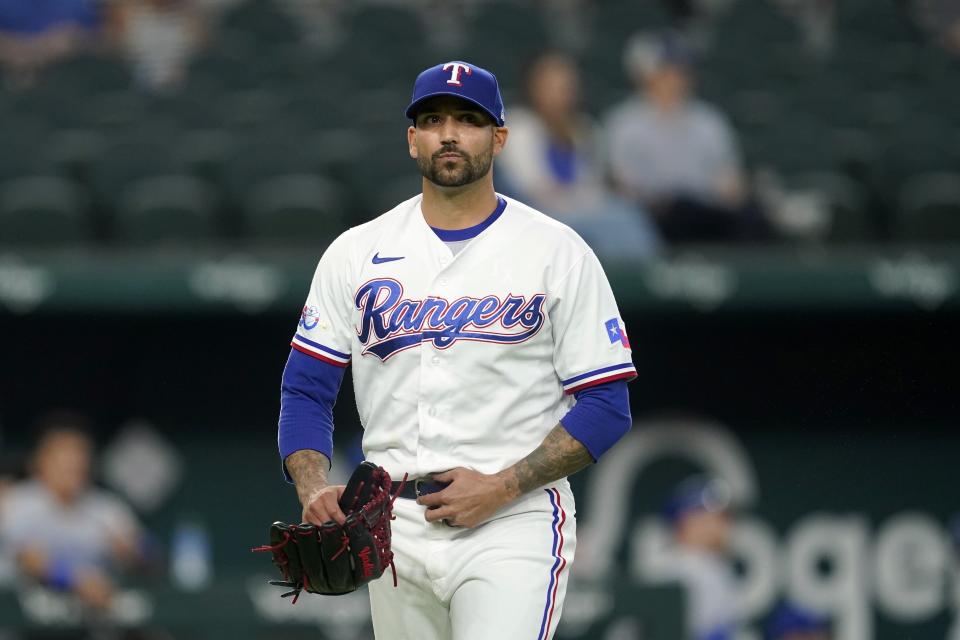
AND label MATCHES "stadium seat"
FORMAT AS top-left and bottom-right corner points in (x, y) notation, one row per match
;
(114, 175), (220, 245)
(370, 174), (423, 219)
(0, 131), (56, 183)
(10, 87), (90, 129)
(81, 90), (153, 132)
(43, 54), (131, 96)
(350, 5), (426, 55)
(89, 138), (187, 223)
(716, 0), (799, 44)
(241, 173), (346, 245)
(216, 89), (293, 131)
(43, 129), (108, 184)
(0, 176), (89, 246)
(463, 2), (550, 91)
(784, 172), (872, 242)
(172, 129), (238, 184)
(220, 0), (298, 45)
(837, 0), (918, 44)
(152, 93), (222, 131)
(187, 48), (264, 92)
(590, 0), (670, 65)
(829, 127), (882, 176)
(743, 118), (834, 174)
(898, 173), (960, 242)
(220, 135), (325, 200)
